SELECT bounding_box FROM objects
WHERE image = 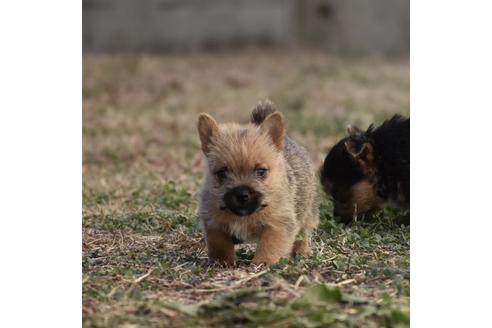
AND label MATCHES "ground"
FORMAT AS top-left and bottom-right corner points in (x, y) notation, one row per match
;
(83, 50), (410, 327)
